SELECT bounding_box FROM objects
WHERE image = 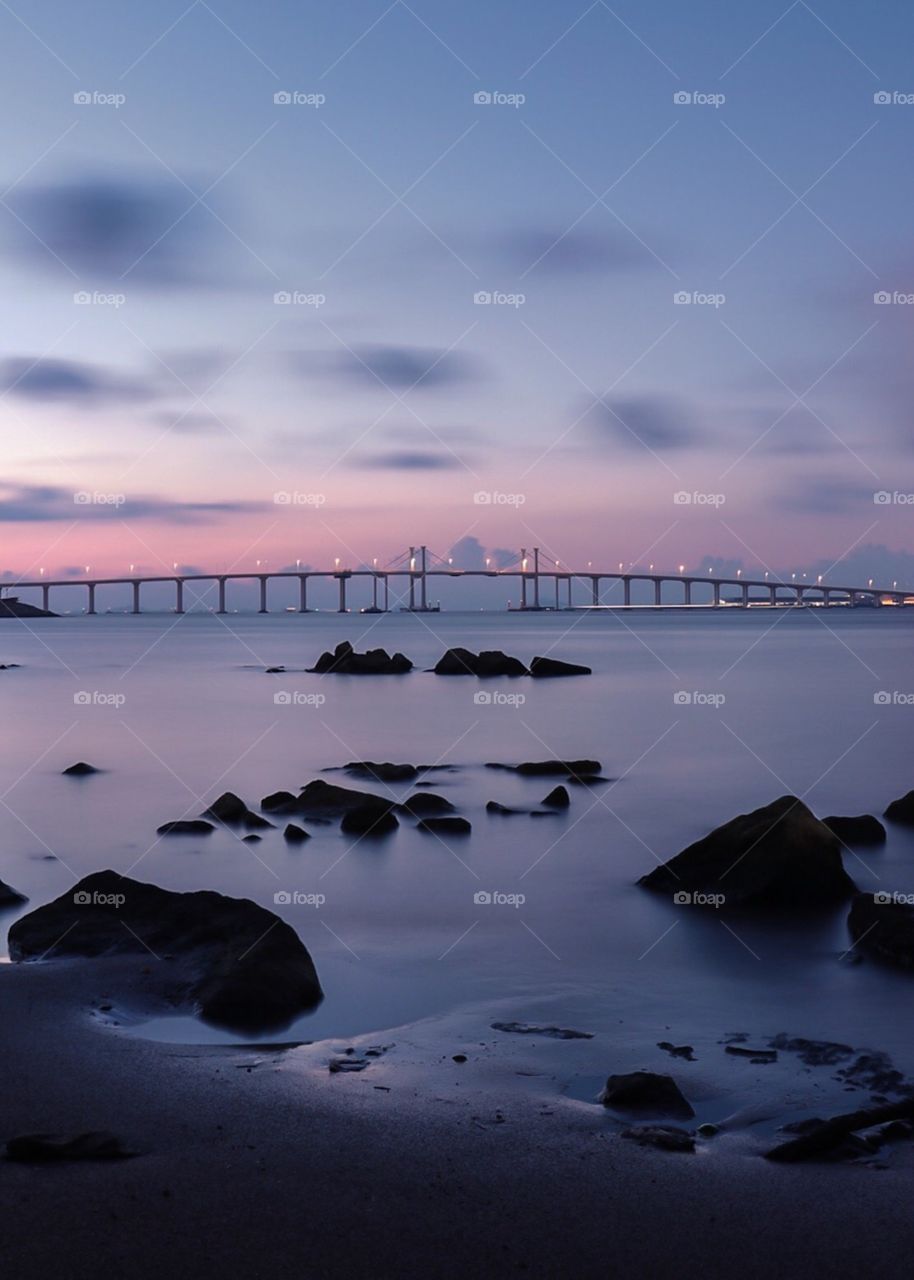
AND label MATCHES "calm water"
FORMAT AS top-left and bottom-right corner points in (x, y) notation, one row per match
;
(2, 608), (914, 1069)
